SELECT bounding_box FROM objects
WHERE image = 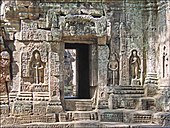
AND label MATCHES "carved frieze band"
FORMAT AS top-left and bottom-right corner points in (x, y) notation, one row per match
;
(17, 15), (109, 41)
